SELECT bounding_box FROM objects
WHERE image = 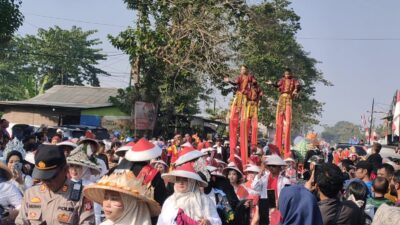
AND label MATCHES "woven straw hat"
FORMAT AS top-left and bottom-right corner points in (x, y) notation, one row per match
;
(83, 170), (161, 217)
(67, 145), (101, 173)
